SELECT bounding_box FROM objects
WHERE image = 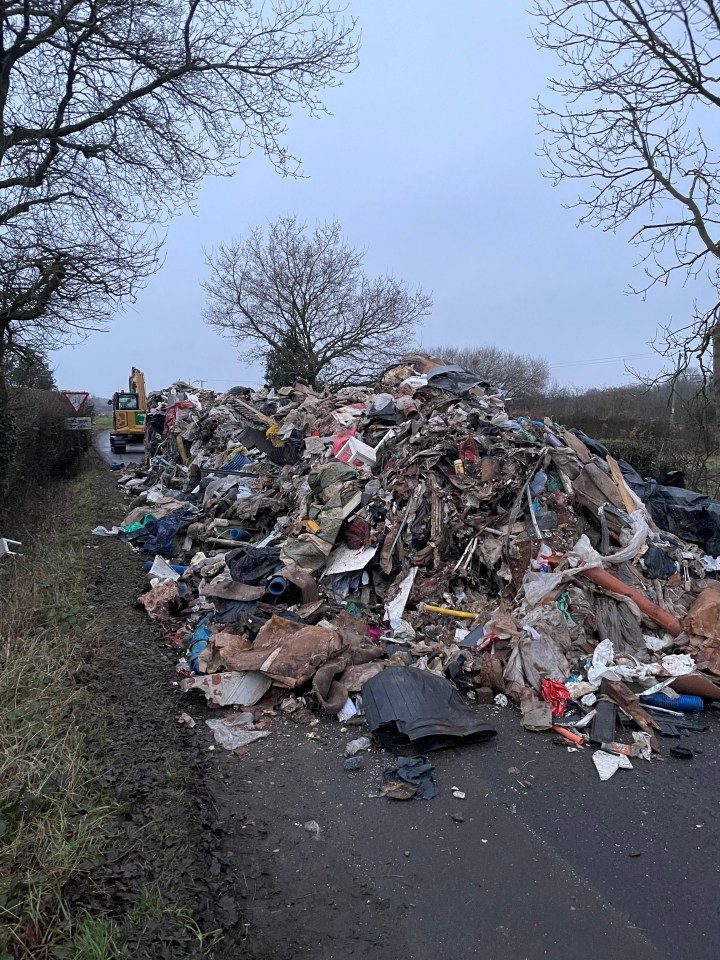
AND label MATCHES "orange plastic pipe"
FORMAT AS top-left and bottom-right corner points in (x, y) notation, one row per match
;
(552, 725), (585, 747)
(581, 567), (682, 637)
